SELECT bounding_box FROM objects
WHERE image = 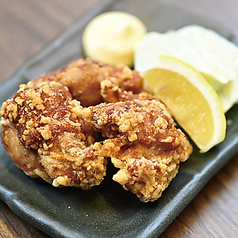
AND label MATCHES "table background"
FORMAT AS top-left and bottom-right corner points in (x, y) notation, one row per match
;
(0, 0), (238, 237)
